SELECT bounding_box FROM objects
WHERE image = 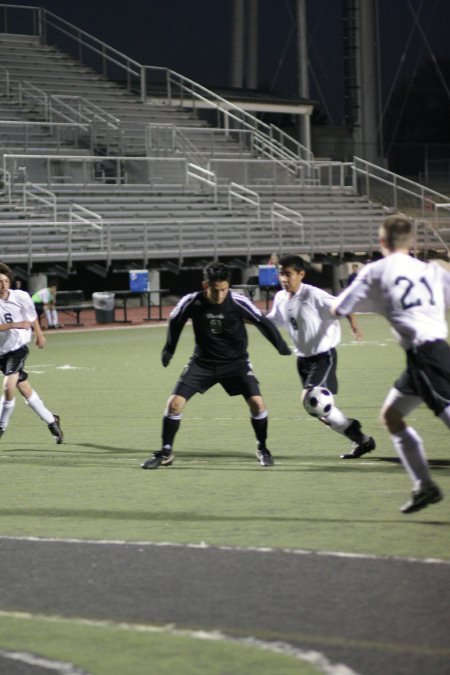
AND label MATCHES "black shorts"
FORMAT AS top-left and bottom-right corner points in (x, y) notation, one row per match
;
(173, 357), (262, 400)
(0, 345), (29, 382)
(34, 303), (44, 318)
(296, 348), (338, 394)
(395, 339), (450, 416)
